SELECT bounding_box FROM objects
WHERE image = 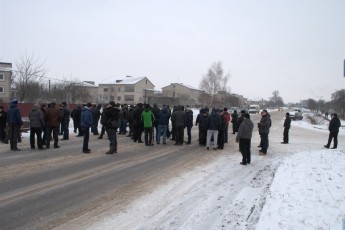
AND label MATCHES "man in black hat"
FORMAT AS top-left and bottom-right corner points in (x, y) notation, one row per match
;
(324, 113), (341, 149)
(282, 112), (291, 144)
(103, 101), (120, 154)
